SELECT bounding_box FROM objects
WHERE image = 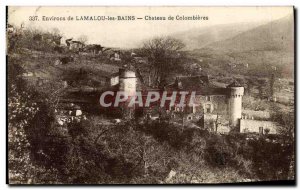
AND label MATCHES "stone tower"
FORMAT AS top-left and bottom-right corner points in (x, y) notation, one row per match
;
(227, 81), (244, 127)
(118, 68), (137, 96)
(118, 68), (137, 118)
